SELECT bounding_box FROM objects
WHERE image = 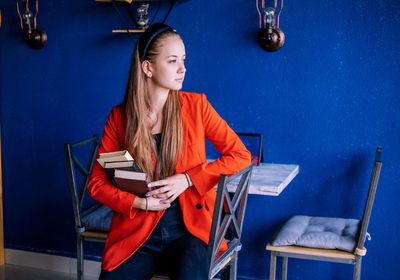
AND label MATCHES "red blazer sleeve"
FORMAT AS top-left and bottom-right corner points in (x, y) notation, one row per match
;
(186, 94), (252, 196)
(87, 106), (139, 219)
